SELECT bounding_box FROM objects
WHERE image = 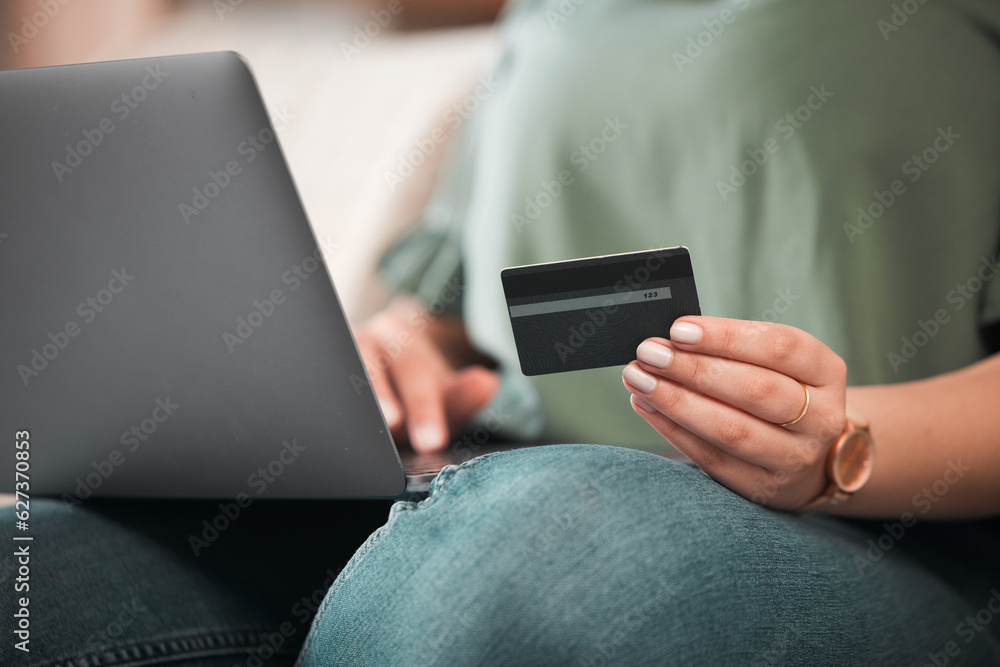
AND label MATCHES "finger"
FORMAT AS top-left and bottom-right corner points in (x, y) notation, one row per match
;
(387, 338), (452, 453)
(630, 396), (823, 508)
(367, 312), (454, 452)
(443, 366), (500, 430)
(666, 316), (847, 387)
(355, 336), (403, 431)
(629, 395), (773, 497)
(635, 337), (817, 428)
(623, 363), (813, 471)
